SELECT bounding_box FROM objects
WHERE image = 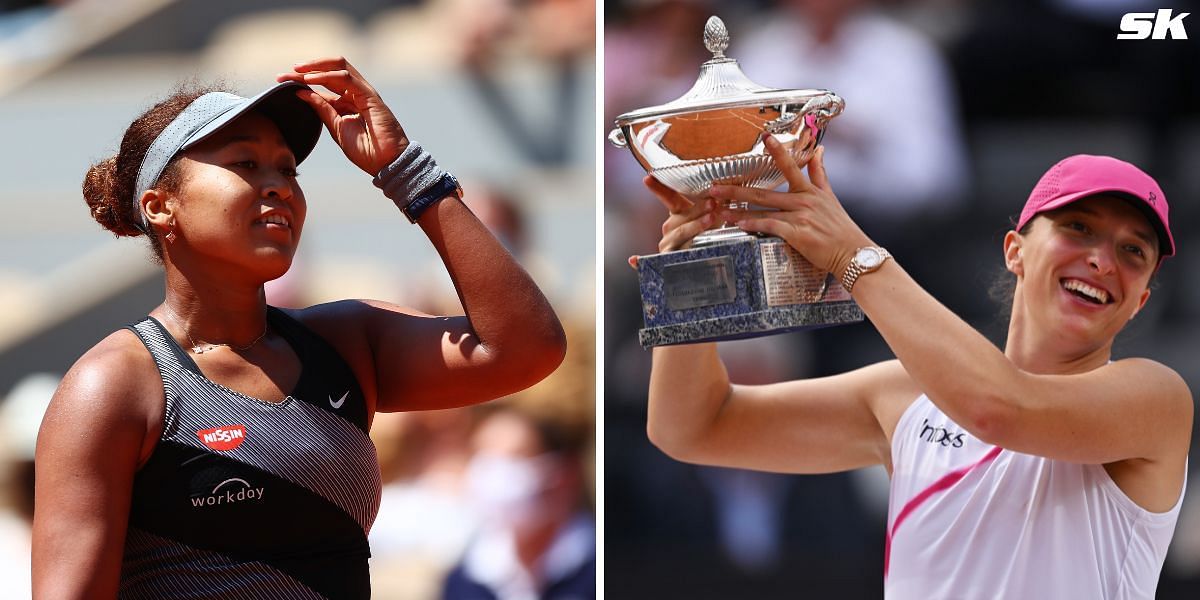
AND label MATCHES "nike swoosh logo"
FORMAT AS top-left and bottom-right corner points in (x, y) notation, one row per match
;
(329, 391), (348, 409)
